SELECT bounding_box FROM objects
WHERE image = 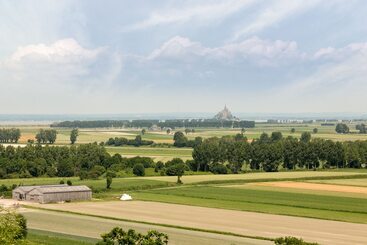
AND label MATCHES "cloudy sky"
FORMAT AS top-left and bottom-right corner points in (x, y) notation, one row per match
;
(0, 0), (366, 114)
